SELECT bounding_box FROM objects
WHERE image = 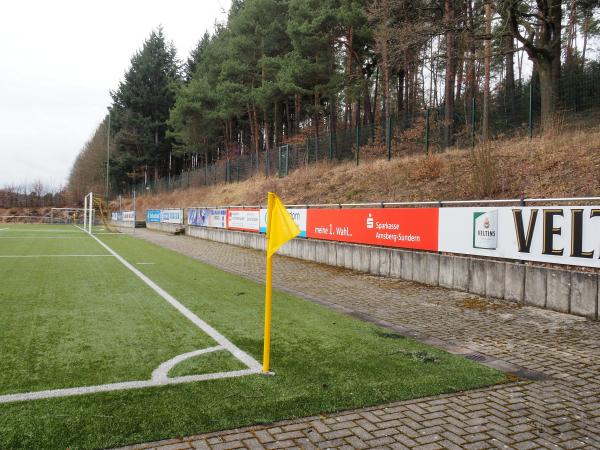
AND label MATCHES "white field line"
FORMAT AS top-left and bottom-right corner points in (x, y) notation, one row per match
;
(0, 236), (92, 239)
(85, 230), (262, 371)
(4, 229), (83, 233)
(0, 345), (256, 404)
(0, 255), (113, 258)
